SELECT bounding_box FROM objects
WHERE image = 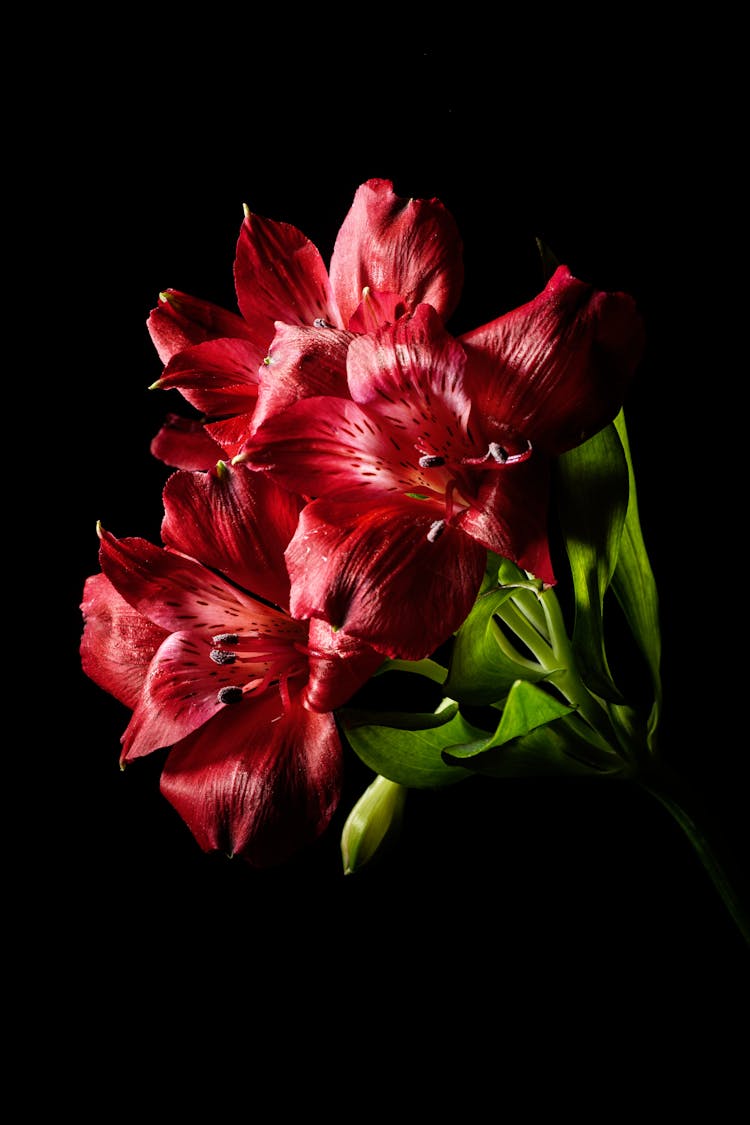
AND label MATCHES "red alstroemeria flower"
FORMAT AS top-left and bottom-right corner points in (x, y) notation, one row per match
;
(80, 463), (382, 867)
(238, 268), (644, 660)
(146, 178), (464, 469)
